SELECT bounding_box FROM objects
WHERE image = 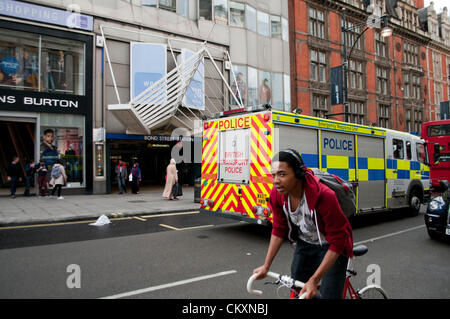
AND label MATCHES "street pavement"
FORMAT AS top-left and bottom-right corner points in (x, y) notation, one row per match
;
(0, 186), (199, 226)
